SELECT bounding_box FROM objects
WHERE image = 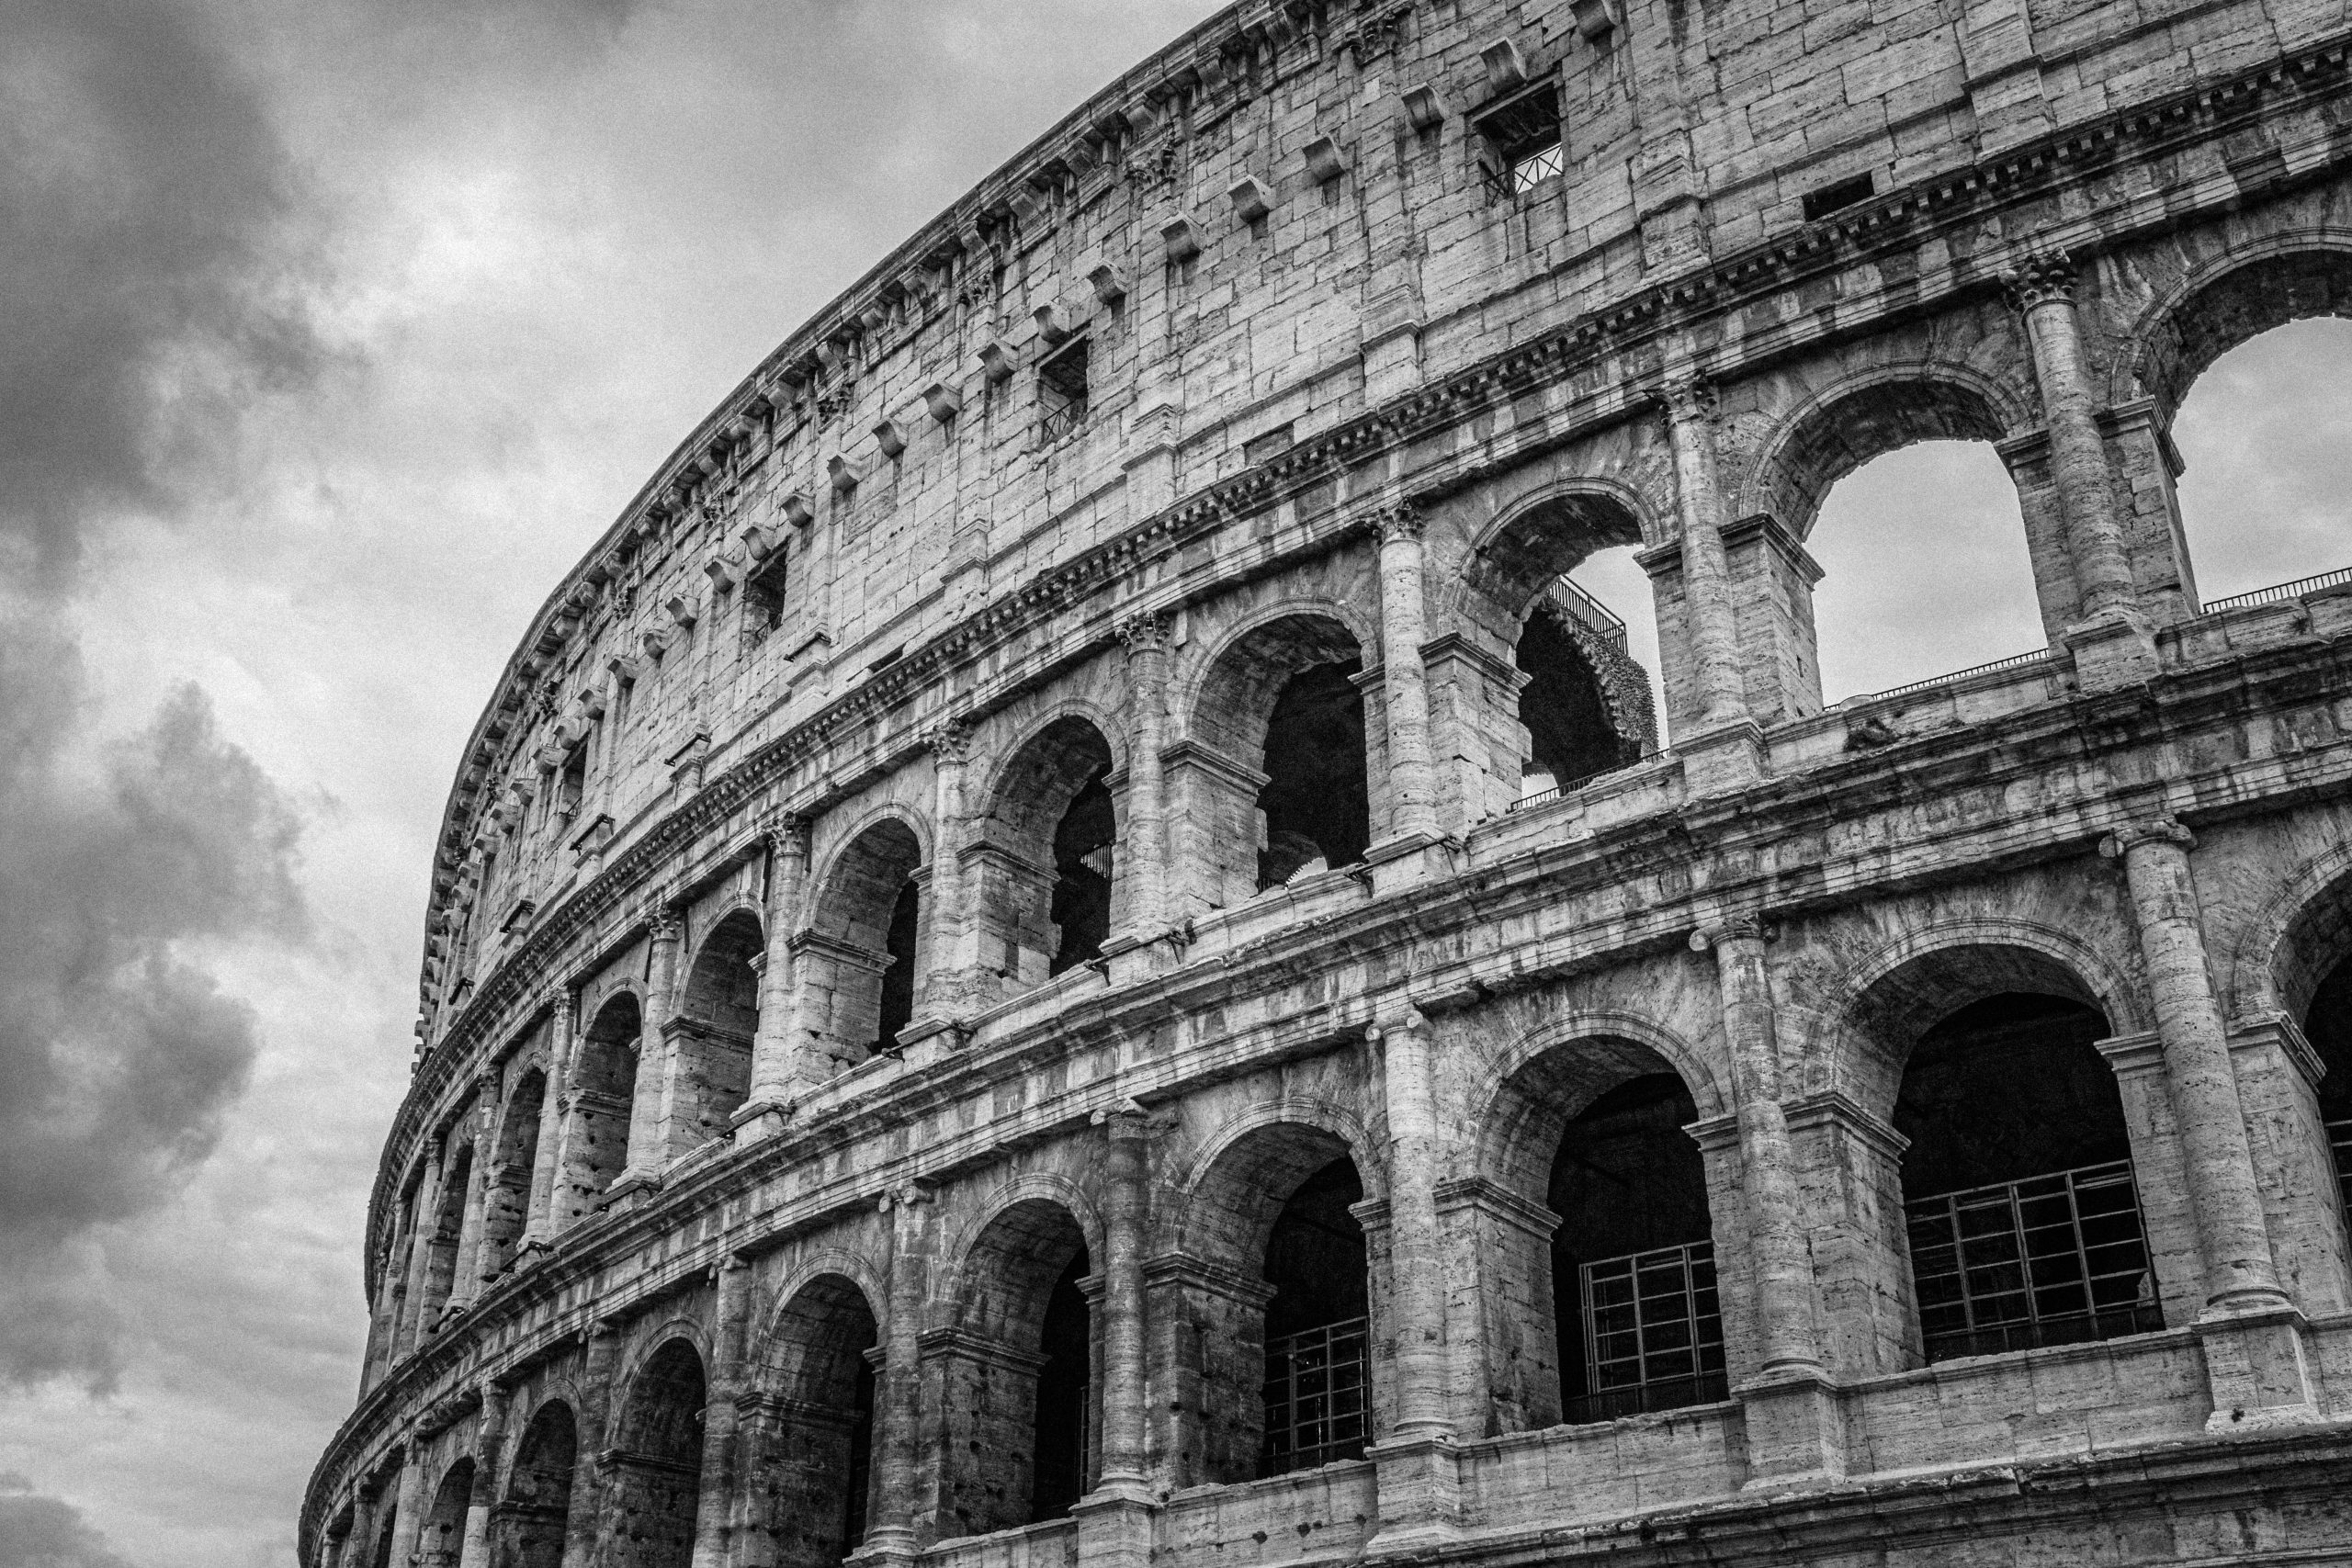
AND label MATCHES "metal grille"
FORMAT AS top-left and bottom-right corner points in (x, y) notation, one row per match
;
(1904, 1159), (2161, 1363)
(1260, 1316), (1367, 1476)
(2328, 1119), (2352, 1213)
(1509, 139), (1565, 193)
(1571, 1241), (1726, 1424)
(1039, 398), (1086, 444)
